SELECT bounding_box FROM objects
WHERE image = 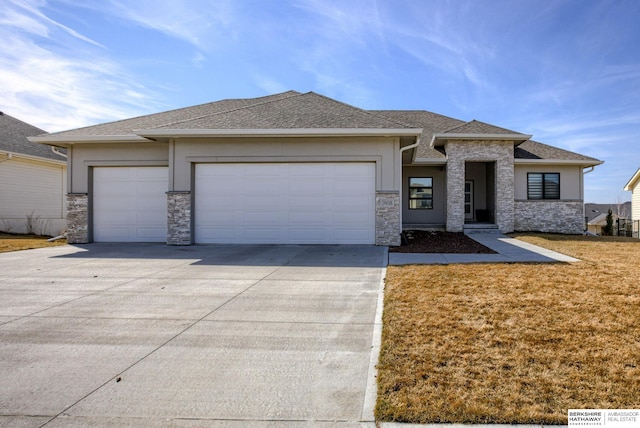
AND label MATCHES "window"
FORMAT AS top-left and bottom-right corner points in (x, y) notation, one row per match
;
(409, 177), (433, 209)
(528, 173), (560, 199)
